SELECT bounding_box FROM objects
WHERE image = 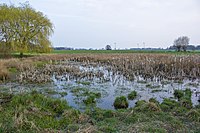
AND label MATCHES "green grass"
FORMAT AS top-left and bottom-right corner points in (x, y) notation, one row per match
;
(1, 50), (200, 59)
(76, 81), (91, 85)
(0, 91), (200, 132)
(128, 91), (137, 100)
(52, 50), (200, 55)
